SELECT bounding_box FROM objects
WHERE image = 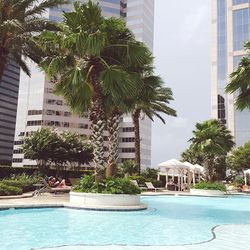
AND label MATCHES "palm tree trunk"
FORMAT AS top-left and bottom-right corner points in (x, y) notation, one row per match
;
(89, 71), (105, 182)
(106, 108), (121, 177)
(206, 157), (214, 181)
(132, 109), (141, 175)
(0, 49), (8, 81)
